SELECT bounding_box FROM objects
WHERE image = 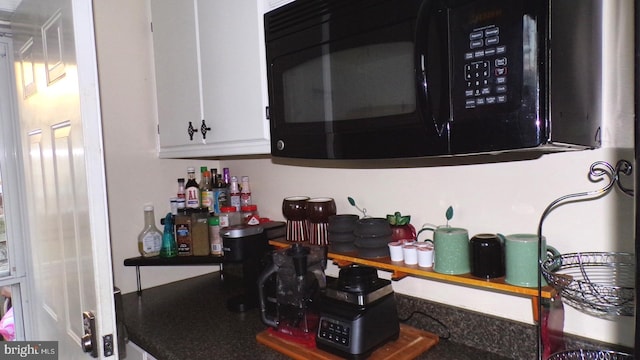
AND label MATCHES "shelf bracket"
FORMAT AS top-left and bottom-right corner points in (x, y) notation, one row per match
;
(391, 270), (409, 281)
